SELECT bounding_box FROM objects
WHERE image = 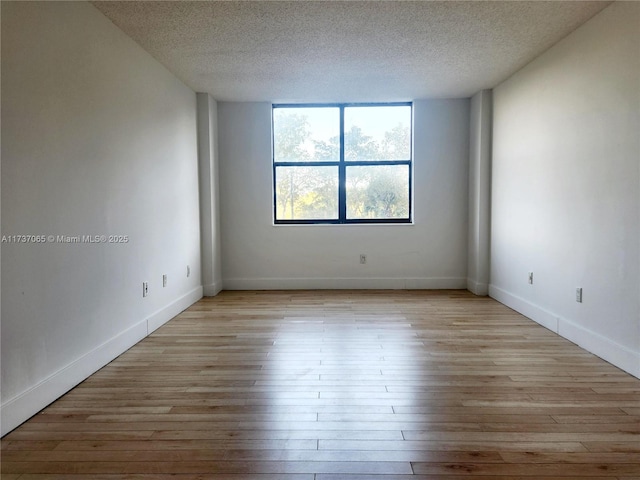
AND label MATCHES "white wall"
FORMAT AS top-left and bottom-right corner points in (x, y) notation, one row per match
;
(1, 2), (203, 434)
(490, 2), (640, 377)
(197, 93), (223, 296)
(467, 90), (492, 296)
(218, 100), (470, 289)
